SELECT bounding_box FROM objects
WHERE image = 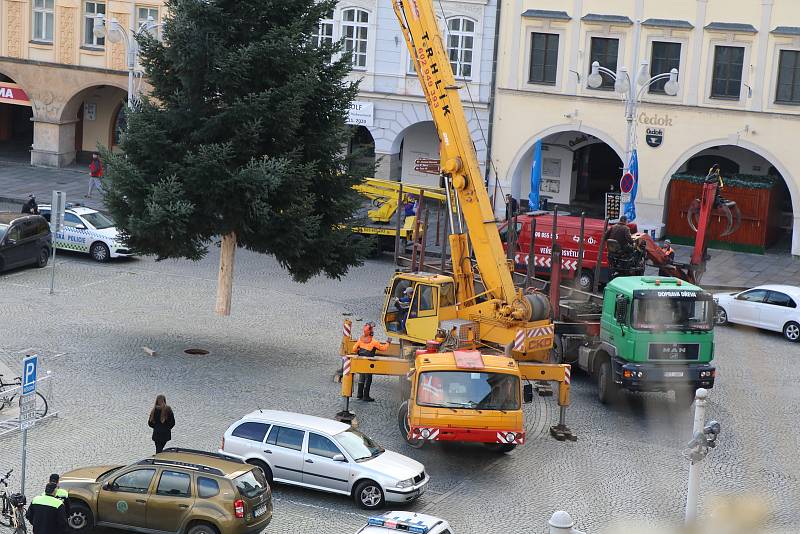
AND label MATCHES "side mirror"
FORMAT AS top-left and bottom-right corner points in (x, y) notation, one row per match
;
(332, 454), (347, 463)
(614, 295), (628, 324)
(102, 481), (112, 491)
(523, 383), (534, 404)
(5, 239), (15, 246)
